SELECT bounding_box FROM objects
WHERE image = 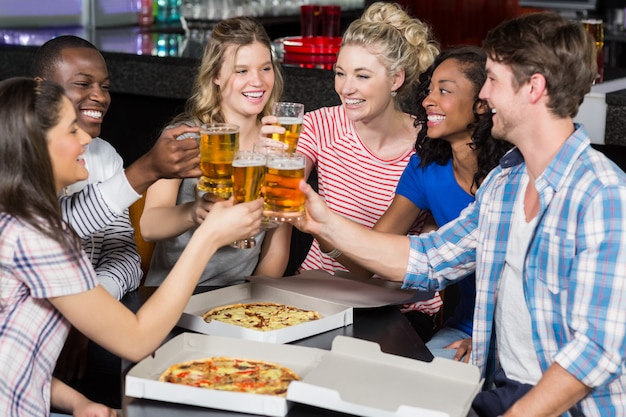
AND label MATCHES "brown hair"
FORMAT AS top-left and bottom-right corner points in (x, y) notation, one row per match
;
(0, 77), (82, 253)
(482, 12), (597, 118)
